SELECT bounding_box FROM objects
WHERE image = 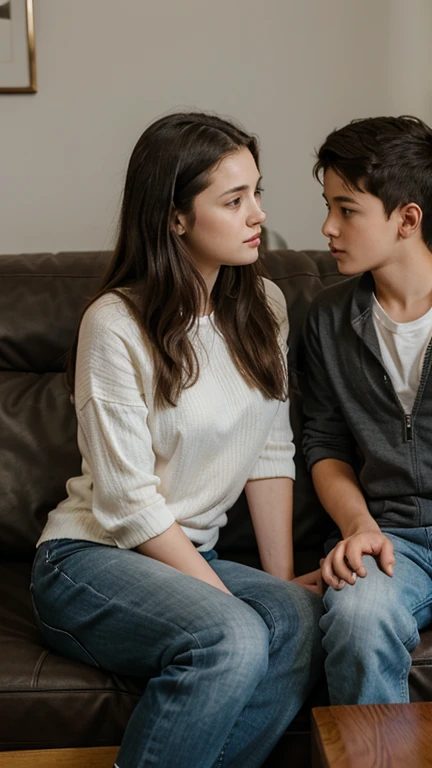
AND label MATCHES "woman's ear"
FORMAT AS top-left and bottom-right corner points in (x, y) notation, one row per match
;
(171, 209), (187, 236)
(398, 202), (423, 239)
